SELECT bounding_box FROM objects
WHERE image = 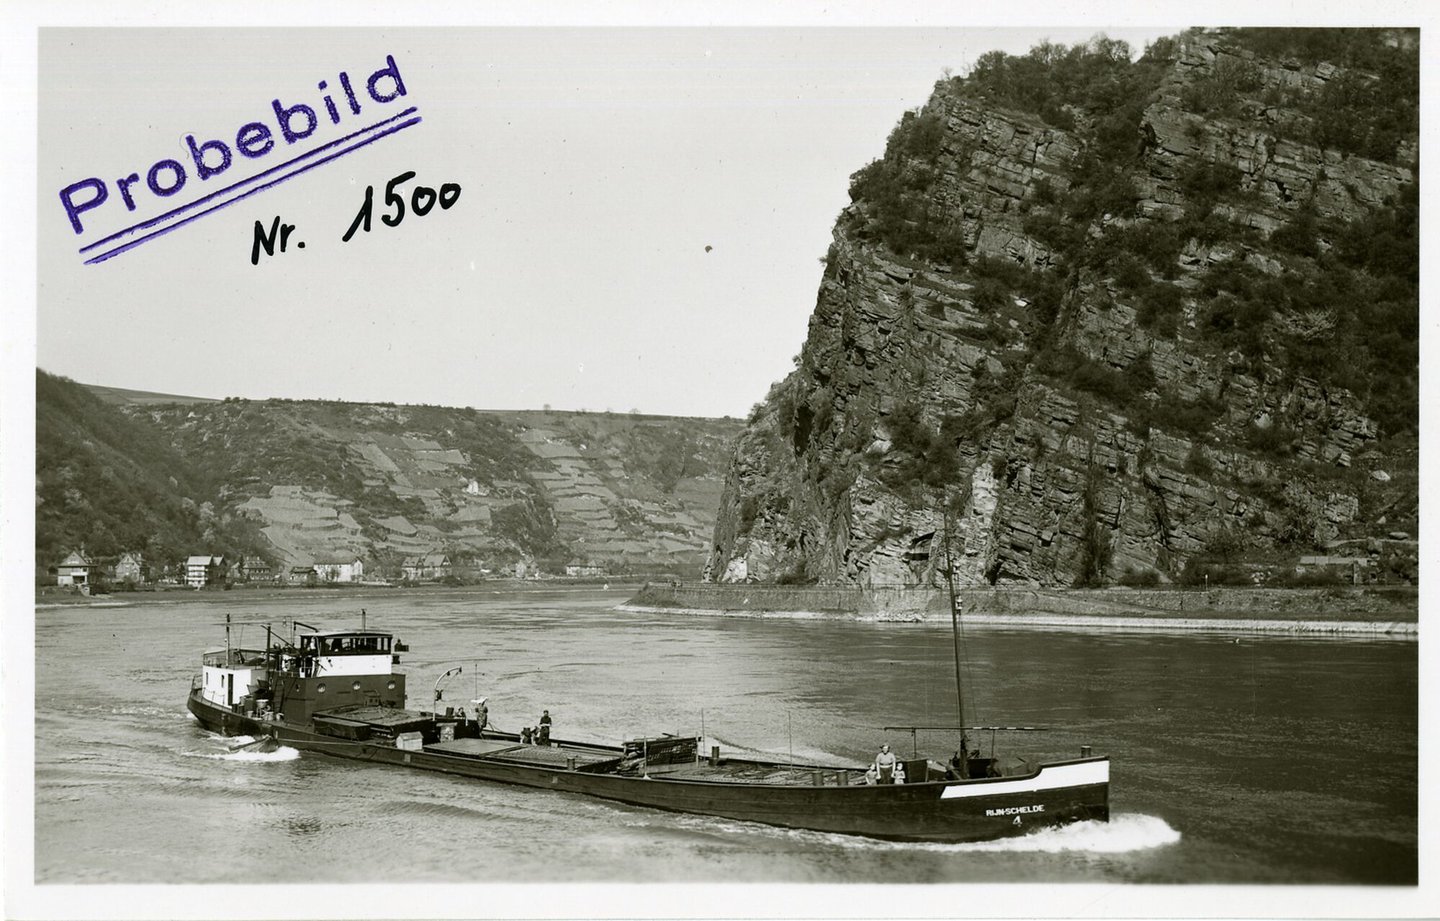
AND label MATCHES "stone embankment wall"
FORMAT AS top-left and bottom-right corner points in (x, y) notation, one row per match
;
(629, 582), (865, 614)
(626, 582), (1417, 633)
